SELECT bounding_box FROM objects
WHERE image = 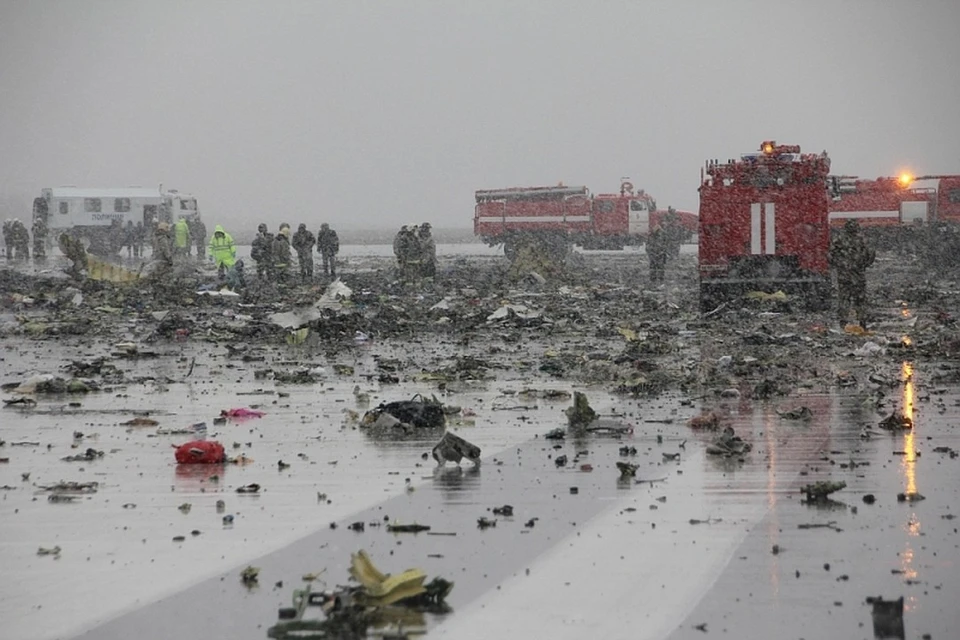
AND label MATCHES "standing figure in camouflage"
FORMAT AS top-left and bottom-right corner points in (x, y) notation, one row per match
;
(251, 223), (274, 279)
(829, 220), (876, 329)
(32, 217), (48, 260)
(272, 227), (292, 286)
(292, 223), (316, 281)
(646, 225), (669, 284)
(316, 223), (339, 279)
